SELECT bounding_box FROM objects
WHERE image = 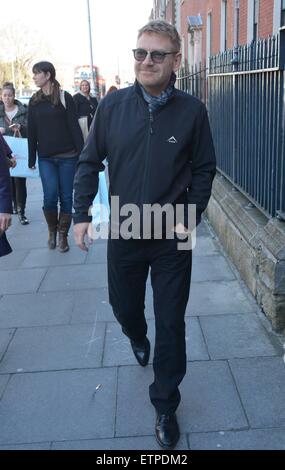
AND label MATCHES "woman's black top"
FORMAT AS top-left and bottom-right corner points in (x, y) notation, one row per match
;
(73, 93), (98, 129)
